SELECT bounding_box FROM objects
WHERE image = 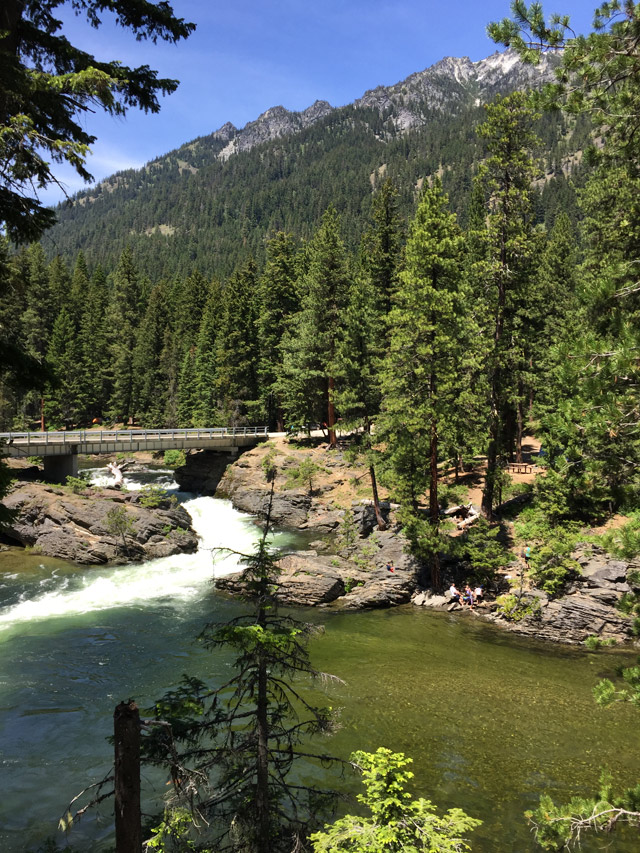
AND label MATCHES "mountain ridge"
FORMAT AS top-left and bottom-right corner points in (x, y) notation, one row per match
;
(96, 48), (557, 191)
(43, 47), (578, 282)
